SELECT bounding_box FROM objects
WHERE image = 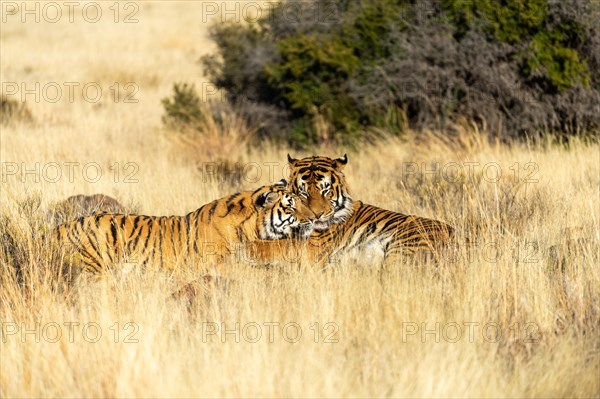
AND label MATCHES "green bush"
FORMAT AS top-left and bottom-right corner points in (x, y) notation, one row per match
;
(166, 0), (599, 146)
(443, 0), (547, 43)
(265, 34), (359, 119)
(0, 95), (32, 125)
(443, 0), (591, 92)
(161, 83), (203, 129)
(523, 29), (590, 92)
